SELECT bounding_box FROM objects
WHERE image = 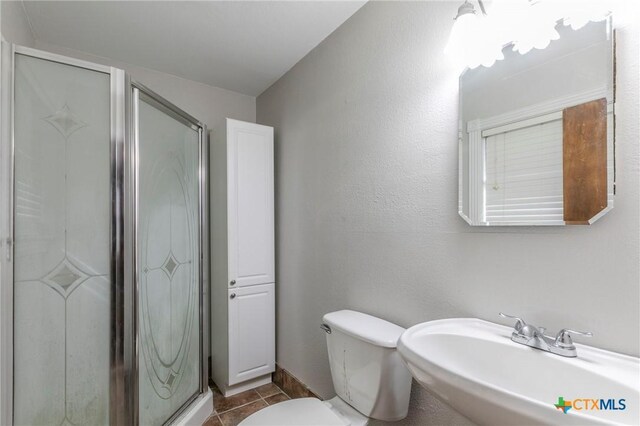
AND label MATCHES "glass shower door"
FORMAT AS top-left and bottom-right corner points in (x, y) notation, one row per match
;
(12, 51), (111, 425)
(135, 88), (203, 425)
